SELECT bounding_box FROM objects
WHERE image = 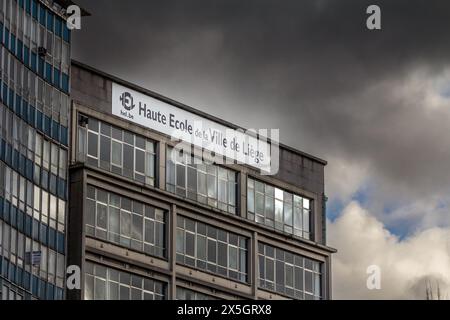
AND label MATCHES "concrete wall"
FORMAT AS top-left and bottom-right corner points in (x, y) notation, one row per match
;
(70, 61), (327, 244)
